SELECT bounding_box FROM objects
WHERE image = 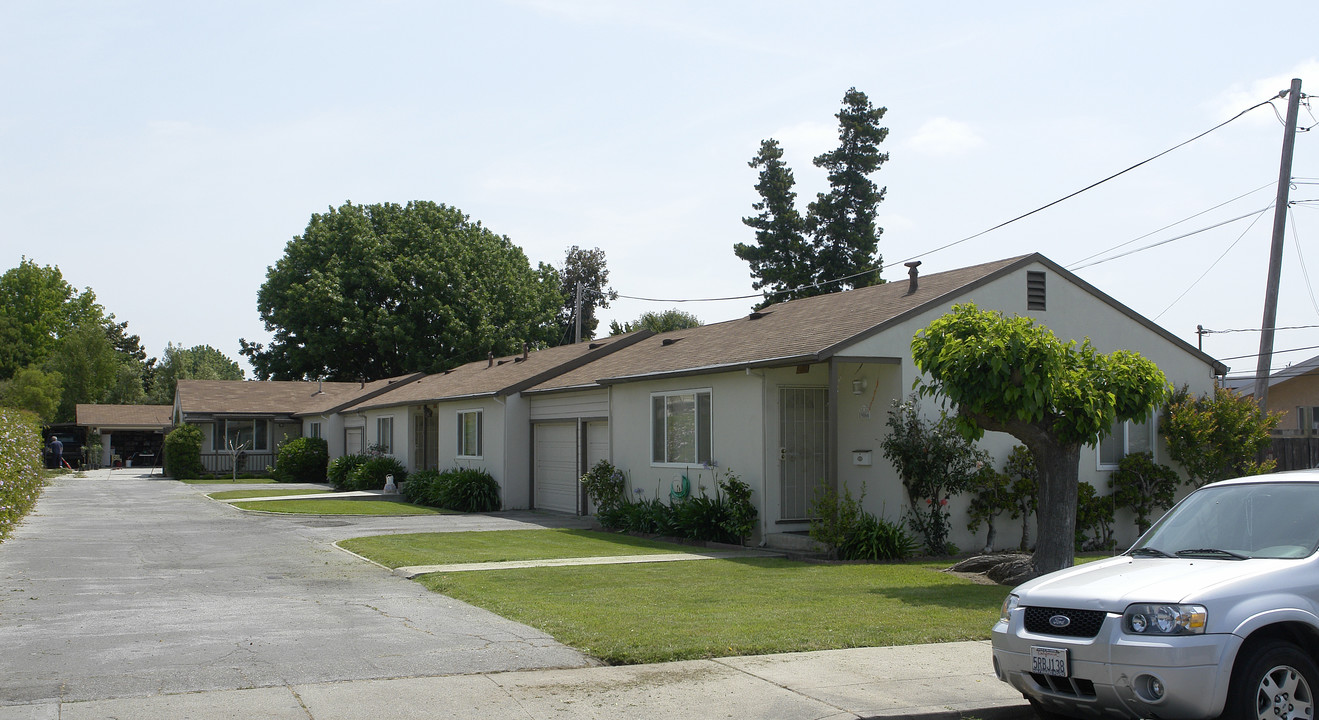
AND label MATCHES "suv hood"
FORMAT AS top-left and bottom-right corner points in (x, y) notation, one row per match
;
(1015, 556), (1295, 612)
